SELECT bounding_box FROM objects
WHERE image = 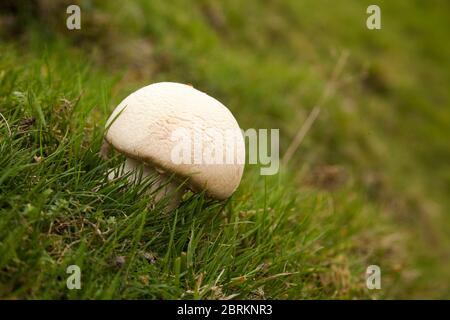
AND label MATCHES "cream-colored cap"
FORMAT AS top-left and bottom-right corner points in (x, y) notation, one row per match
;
(105, 82), (245, 199)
